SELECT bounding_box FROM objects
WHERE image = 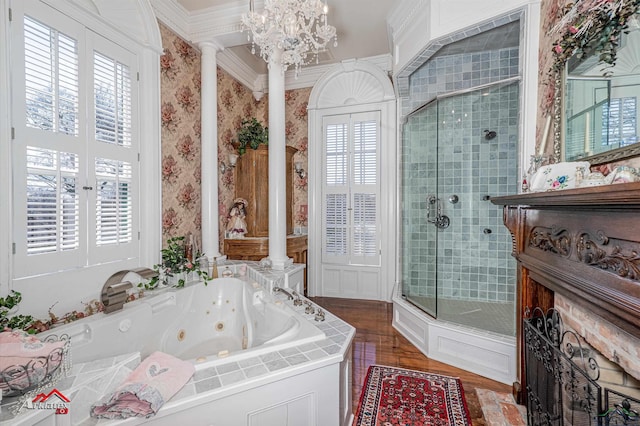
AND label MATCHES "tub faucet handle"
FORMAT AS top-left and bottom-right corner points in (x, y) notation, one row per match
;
(315, 308), (325, 322)
(304, 301), (315, 315)
(293, 292), (303, 306)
